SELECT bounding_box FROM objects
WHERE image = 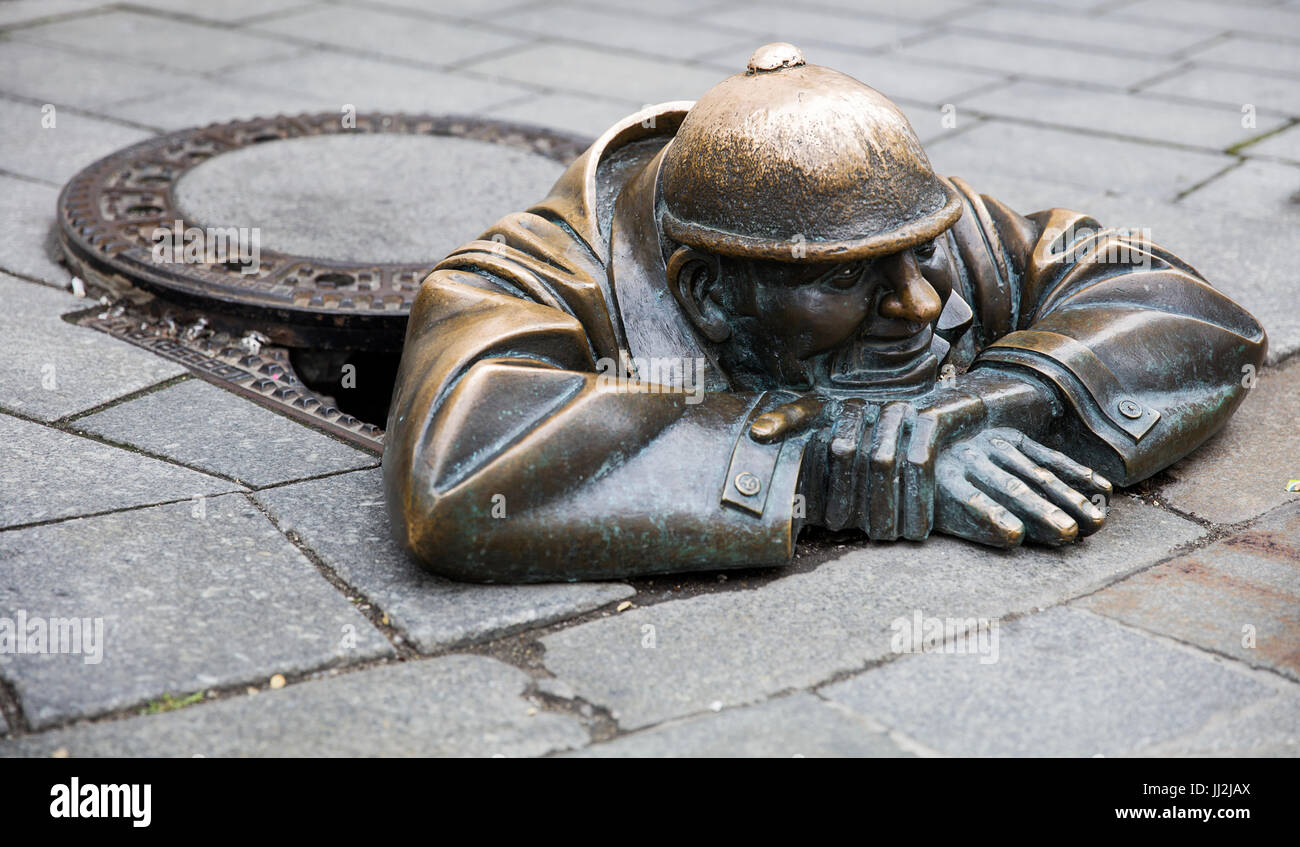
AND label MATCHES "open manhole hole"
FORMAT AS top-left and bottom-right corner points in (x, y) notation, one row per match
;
(58, 112), (588, 451)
